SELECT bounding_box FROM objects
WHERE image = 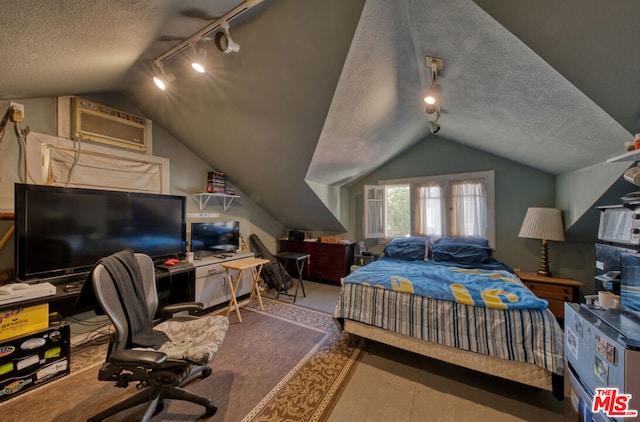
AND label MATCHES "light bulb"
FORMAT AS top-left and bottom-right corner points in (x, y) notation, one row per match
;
(153, 76), (167, 90)
(192, 62), (205, 73)
(152, 70), (174, 91)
